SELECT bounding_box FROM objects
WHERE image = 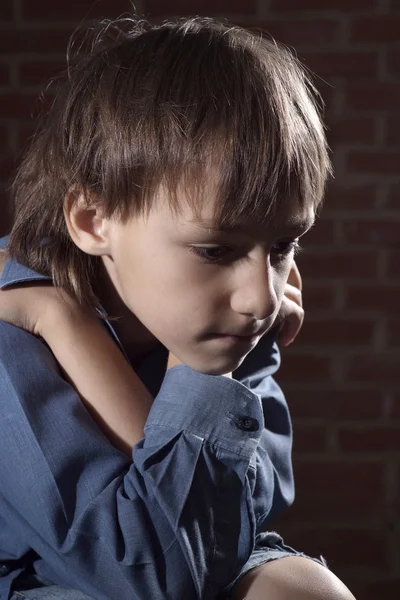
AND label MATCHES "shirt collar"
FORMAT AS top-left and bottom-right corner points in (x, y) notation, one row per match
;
(0, 236), (52, 289)
(0, 235), (130, 360)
